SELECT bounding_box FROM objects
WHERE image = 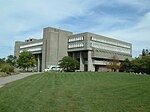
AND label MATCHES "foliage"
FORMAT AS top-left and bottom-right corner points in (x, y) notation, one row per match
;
(59, 56), (79, 71)
(0, 72), (150, 112)
(0, 58), (6, 68)
(1, 63), (14, 74)
(131, 56), (150, 74)
(142, 49), (146, 56)
(16, 51), (36, 71)
(107, 55), (120, 72)
(142, 49), (150, 56)
(0, 55), (16, 70)
(0, 55), (16, 76)
(131, 57), (142, 73)
(120, 58), (131, 72)
(6, 55), (16, 66)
